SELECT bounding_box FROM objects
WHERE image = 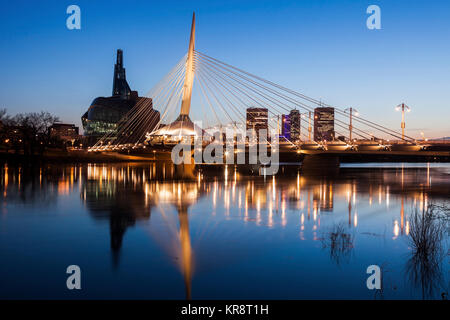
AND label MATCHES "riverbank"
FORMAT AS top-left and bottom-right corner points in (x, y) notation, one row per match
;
(0, 150), (155, 164)
(1, 149), (449, 165)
